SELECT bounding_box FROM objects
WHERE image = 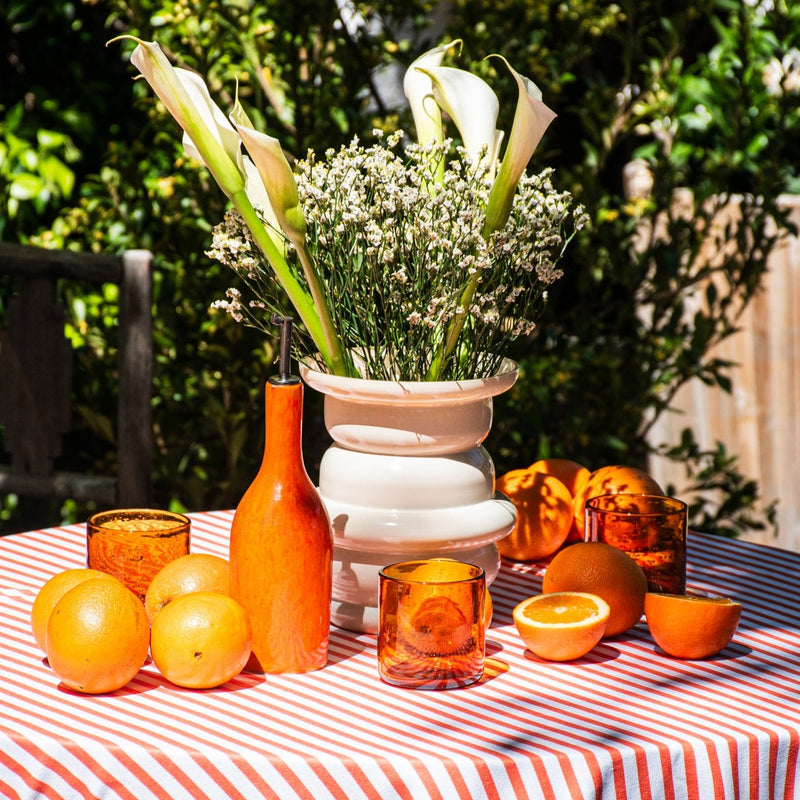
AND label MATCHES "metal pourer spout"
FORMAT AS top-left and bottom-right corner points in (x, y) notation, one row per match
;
(270, 313), (299, 385)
